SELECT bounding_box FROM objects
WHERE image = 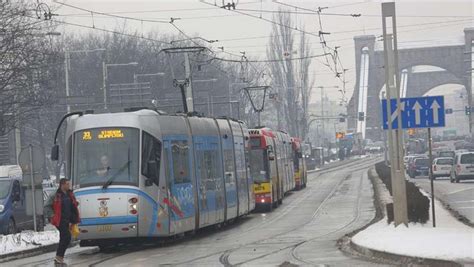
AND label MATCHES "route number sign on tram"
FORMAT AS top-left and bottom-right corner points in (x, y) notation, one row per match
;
(382, 96), (445, 130)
